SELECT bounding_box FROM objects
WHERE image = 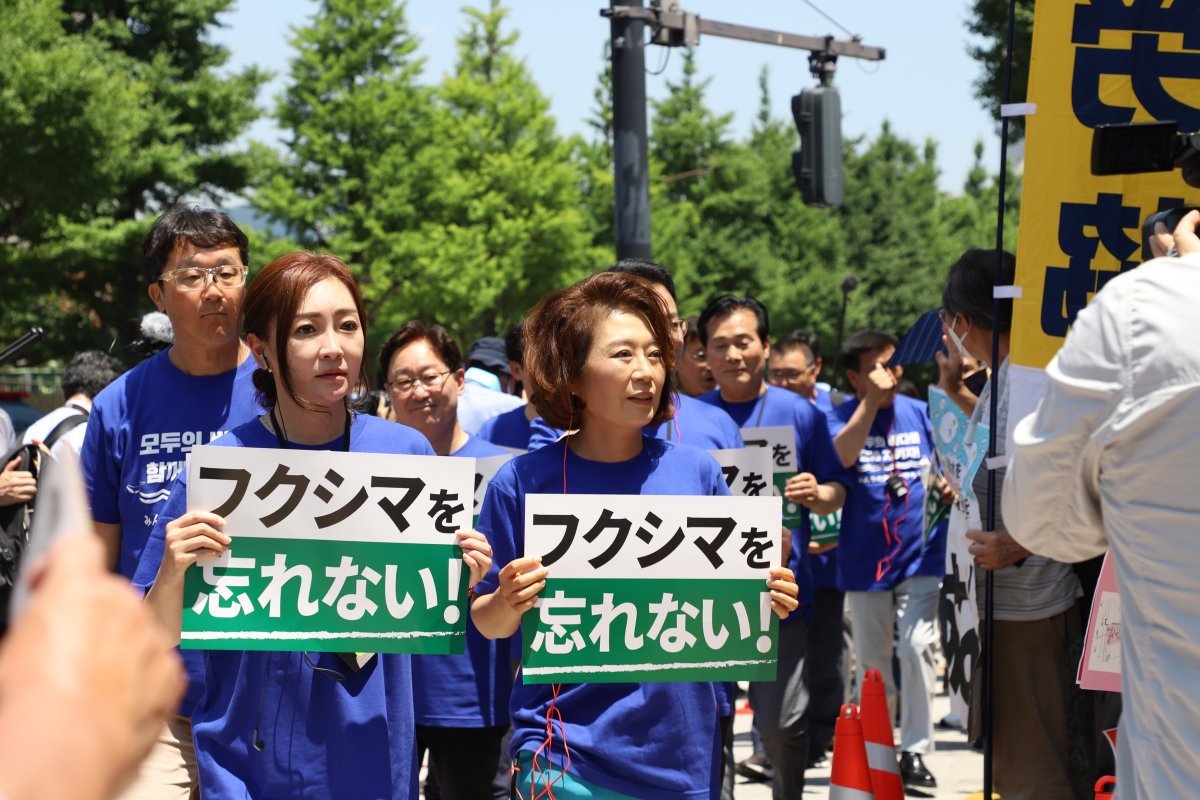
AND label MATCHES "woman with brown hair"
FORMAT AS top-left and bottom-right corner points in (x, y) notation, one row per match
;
(470, 271), (799, 799)
(133, 252), (492, 799)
